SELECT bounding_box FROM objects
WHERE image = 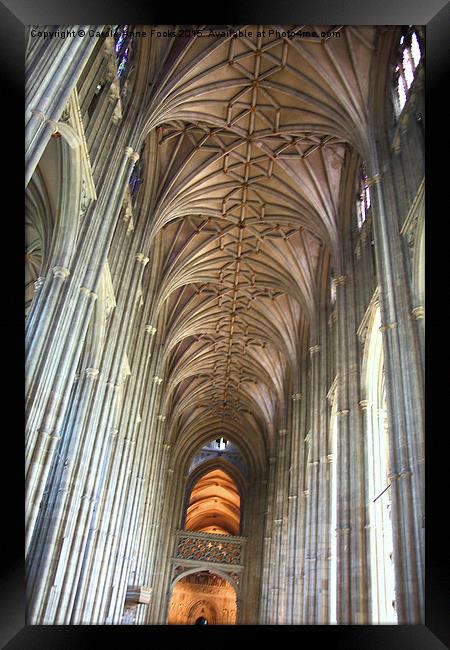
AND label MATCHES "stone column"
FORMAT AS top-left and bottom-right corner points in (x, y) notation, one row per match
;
(51, 250), (149, 624)
(365, 148), (424, 622)
(26, 147), (140, 558)
(334, 273), (369, 624)
(106, 326), (167, 624)
(287, 368), (310, 624)
(259, 455), (276, 623)
(74, 319), (158, 623)
(26, 26), (103, 187)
